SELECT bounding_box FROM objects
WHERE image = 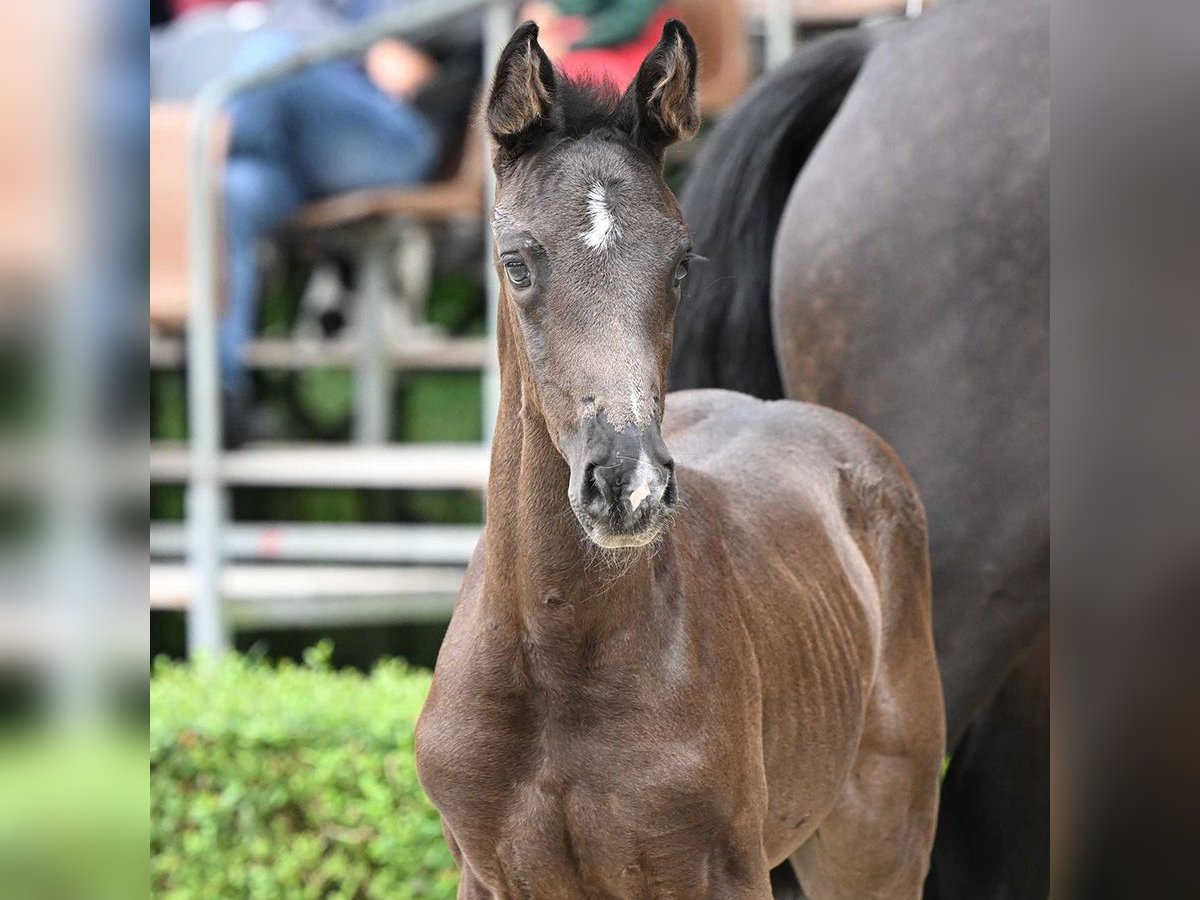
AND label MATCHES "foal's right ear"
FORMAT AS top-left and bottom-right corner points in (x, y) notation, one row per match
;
(485, 22), (557, 165)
